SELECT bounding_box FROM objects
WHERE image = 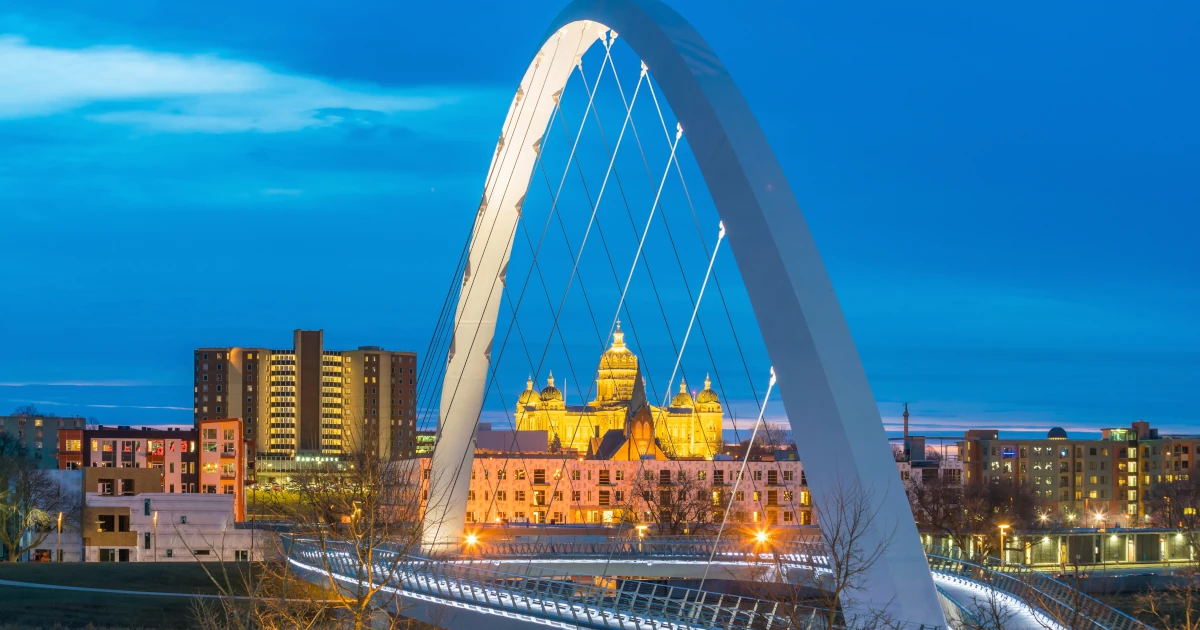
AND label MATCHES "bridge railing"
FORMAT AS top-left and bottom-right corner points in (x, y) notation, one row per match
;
(925, 544), (1151, 630)
(287, 537), (794, 630)
(462, 537), (828, 565)
(934, 584), (981, 630)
